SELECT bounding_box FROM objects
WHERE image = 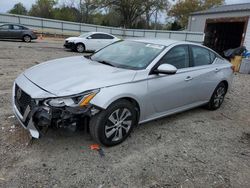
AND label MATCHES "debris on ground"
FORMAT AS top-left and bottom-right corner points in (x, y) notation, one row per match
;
(7, 115), (14, 119)
(90, 144), (105, 157)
